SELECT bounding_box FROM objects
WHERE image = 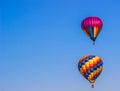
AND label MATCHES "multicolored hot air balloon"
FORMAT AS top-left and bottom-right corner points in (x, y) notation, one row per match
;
(78, 55), (103, 88)
(81, 16), (103, 45)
